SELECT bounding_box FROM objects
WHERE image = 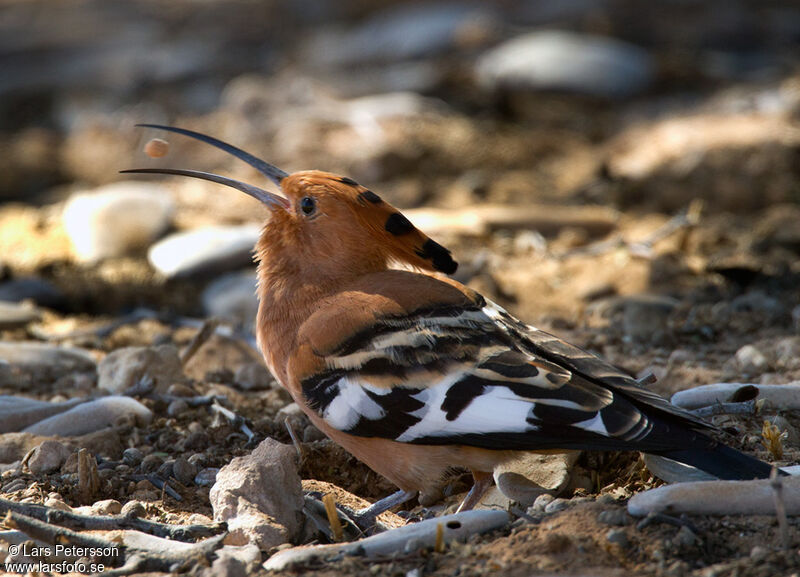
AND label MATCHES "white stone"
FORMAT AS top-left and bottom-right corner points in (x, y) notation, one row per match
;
(210, 438), (303, 549)
(62, 181), (173, 262)
(148, 224), (261, 278)
(476, 31), (653, 99)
